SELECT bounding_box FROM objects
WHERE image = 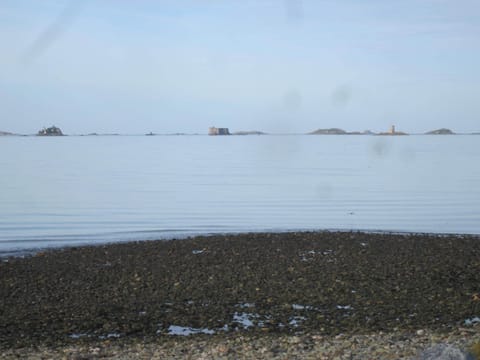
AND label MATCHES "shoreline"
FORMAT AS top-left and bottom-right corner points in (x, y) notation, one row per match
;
(1, 231), (480, 357)
(2, 228), (479, 260)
